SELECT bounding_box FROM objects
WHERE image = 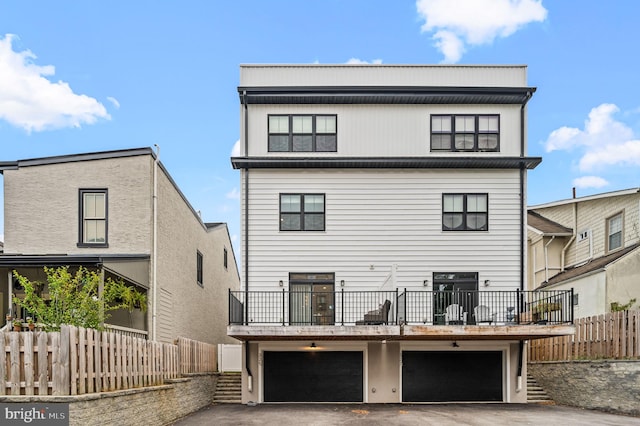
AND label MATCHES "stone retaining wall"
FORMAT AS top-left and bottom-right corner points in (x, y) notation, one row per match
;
(528, 360), (640, 416)
(0, 373), (218, 426)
